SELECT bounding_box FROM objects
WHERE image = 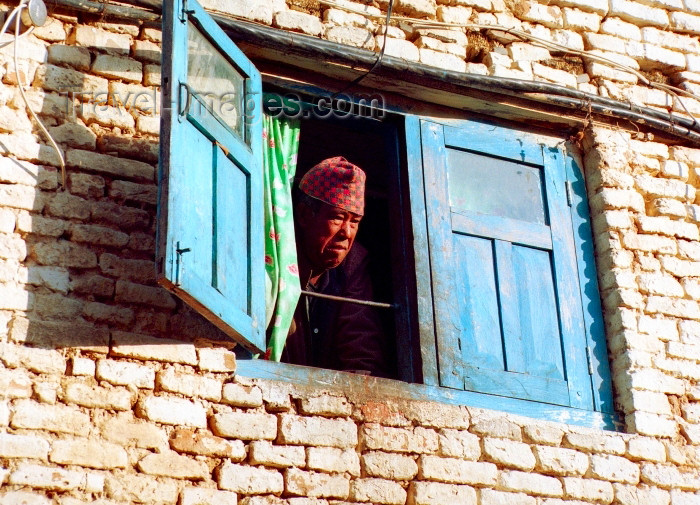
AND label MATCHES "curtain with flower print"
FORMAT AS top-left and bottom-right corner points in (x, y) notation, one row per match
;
(263, 112), (301, 361)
